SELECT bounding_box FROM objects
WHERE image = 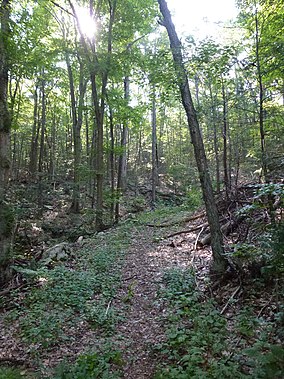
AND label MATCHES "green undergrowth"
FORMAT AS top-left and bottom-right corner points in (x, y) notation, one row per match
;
(52, 348), (123, 379)
(154, 267), (284, 379)
(0, 367), (37, 379)
(131, 203), (199, 242)
(137, 204), (193, 225)
(3, 225), (131, 376)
